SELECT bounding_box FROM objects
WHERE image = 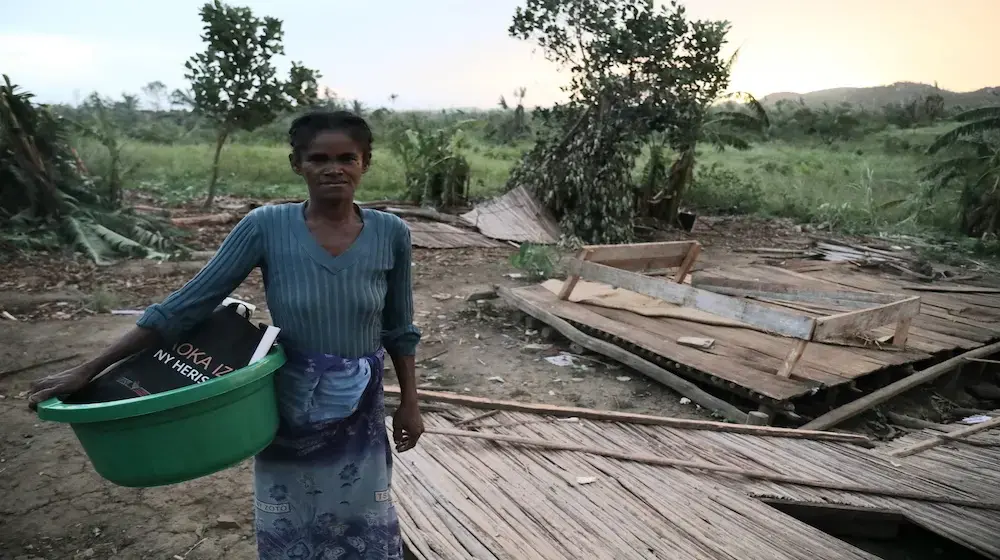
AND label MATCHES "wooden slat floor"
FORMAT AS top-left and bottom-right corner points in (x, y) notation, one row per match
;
(391, 409), (1000, 559)
(404, 220), (506, 249)
(505, 261), (1000, 402)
